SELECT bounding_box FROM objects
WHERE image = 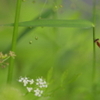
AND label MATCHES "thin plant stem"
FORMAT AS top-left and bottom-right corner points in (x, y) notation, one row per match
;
(92, 0), (96, 99)
(92, 27), (96, 83)
(2, 56), (10, 63)
(92, 0), (96, 83)
(7, 0), (22, 84)
(92, 27), (97, 100)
